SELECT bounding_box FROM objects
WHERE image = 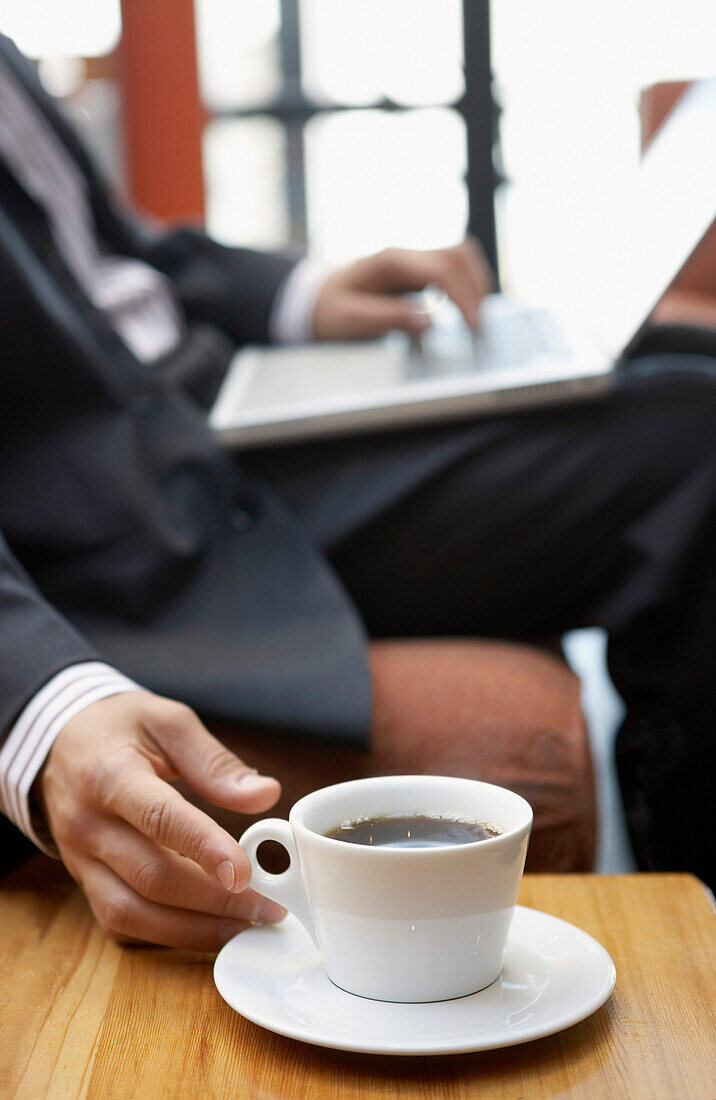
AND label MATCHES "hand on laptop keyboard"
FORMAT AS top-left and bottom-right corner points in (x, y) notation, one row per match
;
(414, 298), (573, 375)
